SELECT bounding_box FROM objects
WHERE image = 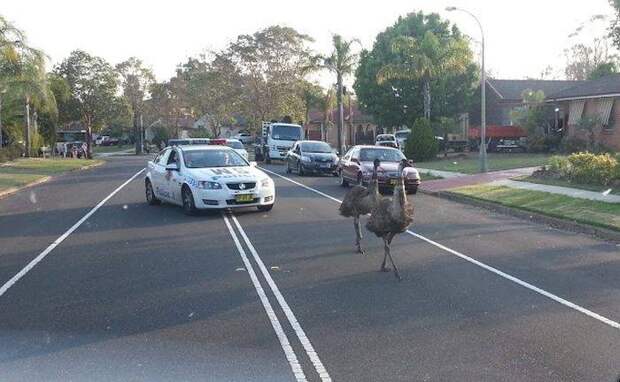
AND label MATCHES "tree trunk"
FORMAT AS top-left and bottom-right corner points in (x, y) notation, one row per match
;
(24, 97), (31, 157)
(86, 115), (93, 159)
(336, 72), (343, 154)
(134, 111), (142, 155)
(423, 79), (431, 120)
(0, 95), (3, 147)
